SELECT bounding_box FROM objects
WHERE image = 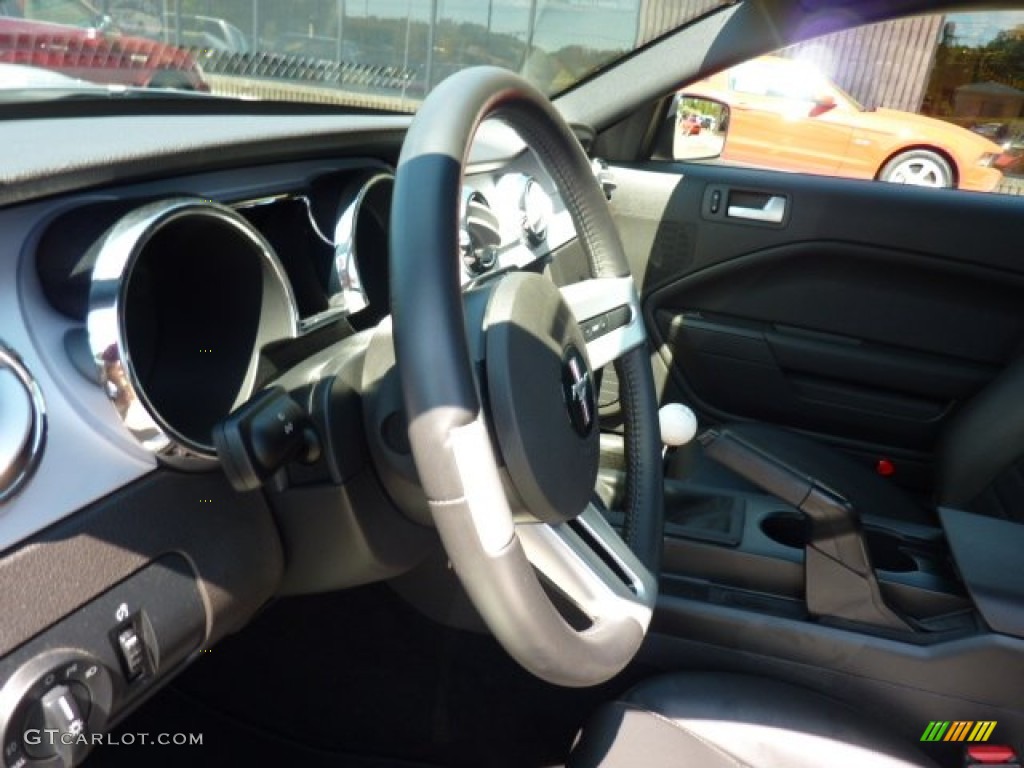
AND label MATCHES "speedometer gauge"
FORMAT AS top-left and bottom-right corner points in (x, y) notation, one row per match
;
(495, 173), (552, 246)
